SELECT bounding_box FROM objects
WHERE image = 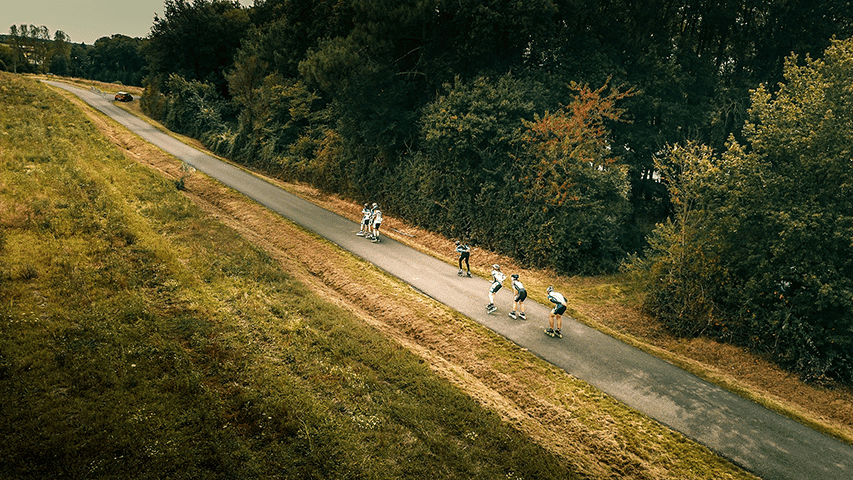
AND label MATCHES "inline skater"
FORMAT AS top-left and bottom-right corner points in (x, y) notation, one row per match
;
(508, 274), (527, 320)
(545, 286), (567, 338)
(370, 204), (383, 242)
(455, 241), (471, 277)
(486, 264), (506, 313)
(357, 203), (372, 236)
